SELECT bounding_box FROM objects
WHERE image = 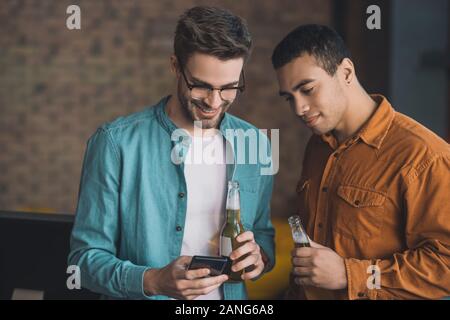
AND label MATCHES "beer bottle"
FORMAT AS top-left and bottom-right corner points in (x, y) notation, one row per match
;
(288, 215), (310, 247)
(220, 181), (246, 282)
